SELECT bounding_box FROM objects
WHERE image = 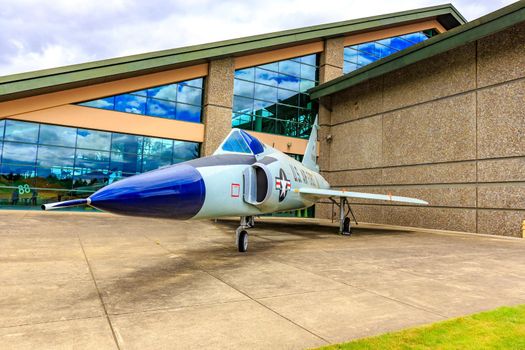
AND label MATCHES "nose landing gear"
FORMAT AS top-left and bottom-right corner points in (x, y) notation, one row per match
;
(236, 216), (254, 252)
